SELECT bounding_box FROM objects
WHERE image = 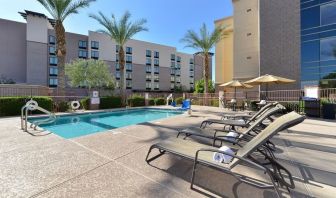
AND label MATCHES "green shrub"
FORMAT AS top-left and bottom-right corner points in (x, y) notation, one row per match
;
(211, 100), (219, 107)
(100, 96), (122, 109)
(154, 98), (165, 105)
(127, 95), (145, 107)
(148, 98), (155, 106)
(57, 101), (69, 112)
(280, 102), (300, 113)
(80, 98), (90, 110)
(250, 101), (259, 111)
(0, 96), (53, 117)
(175, 97), (183, 105)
